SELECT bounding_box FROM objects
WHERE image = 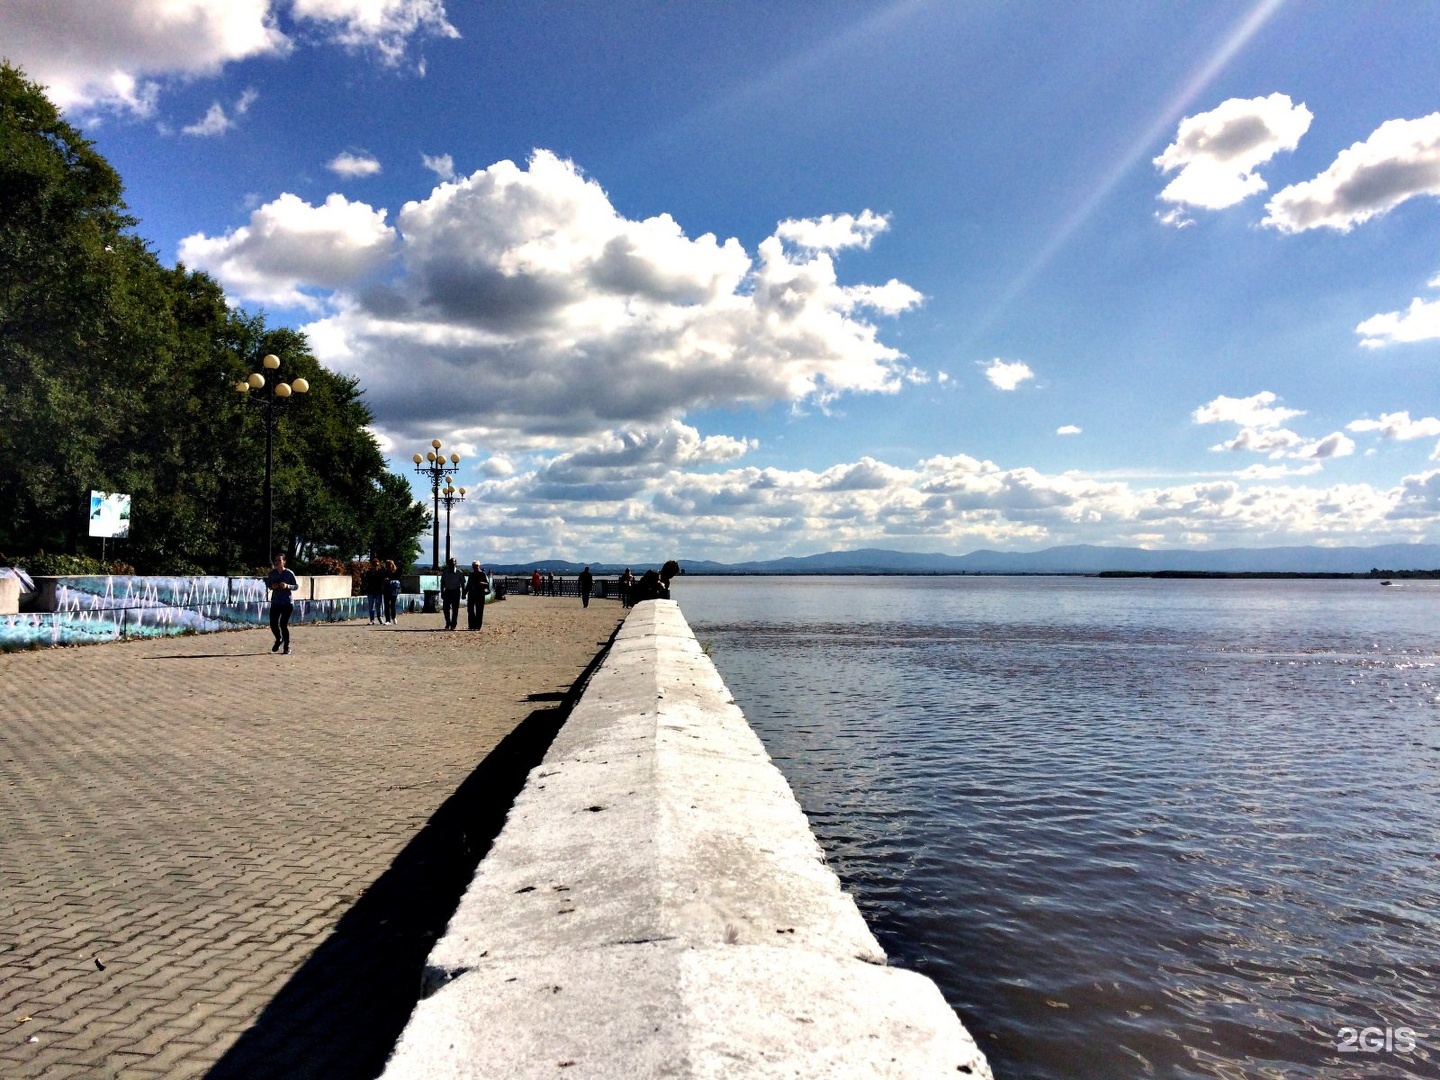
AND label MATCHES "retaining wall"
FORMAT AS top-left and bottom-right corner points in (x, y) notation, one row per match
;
(27, 573), (357, 611)
(0, 573), (422, 650)
(381, 599), (993, 1079)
